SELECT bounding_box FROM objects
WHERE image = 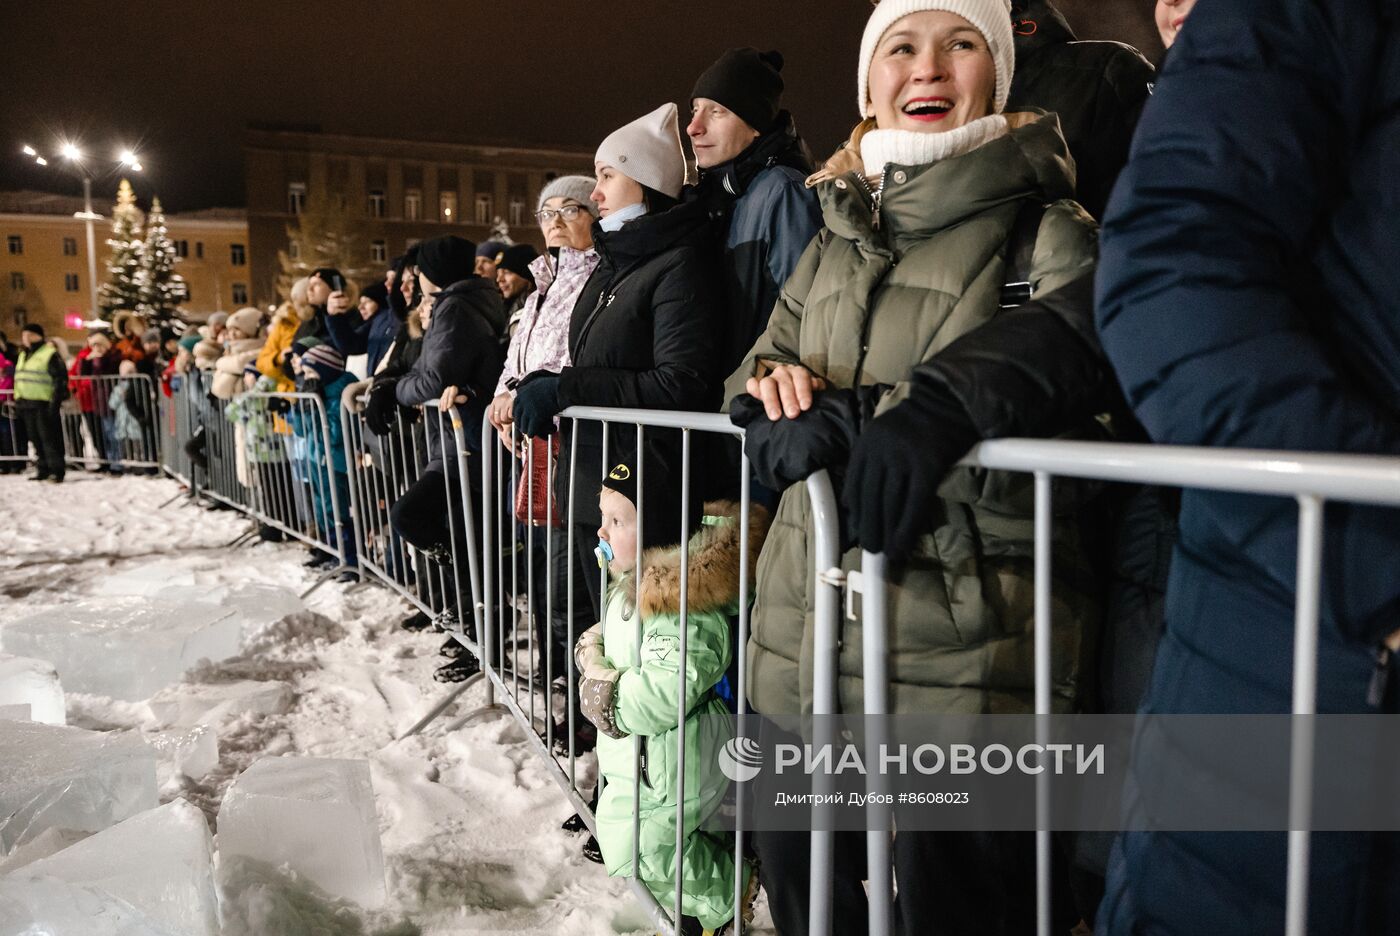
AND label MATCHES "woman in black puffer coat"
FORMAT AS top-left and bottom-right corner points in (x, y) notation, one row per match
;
(512, 103), (725, 622)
